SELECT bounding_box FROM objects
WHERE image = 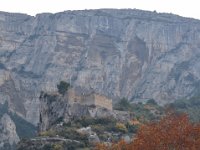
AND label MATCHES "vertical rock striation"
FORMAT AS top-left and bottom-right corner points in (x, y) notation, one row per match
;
(0, 114), (19, 149)
(0, 9), (200, 125)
